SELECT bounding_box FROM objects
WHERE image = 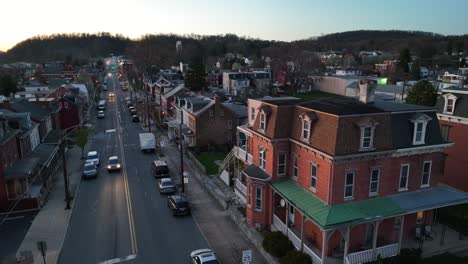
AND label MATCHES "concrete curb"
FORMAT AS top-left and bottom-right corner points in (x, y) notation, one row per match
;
(184, 153), (279, 264)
